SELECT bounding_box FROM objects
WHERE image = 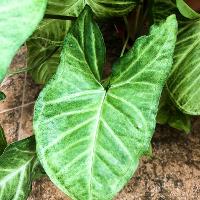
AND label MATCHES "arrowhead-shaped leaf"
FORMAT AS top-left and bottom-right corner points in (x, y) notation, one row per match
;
(46, 0), (138, 18)
(154, 0), (200, 115)
(0, 126), (7, 155)
(0, 0), (47, 82)
(34, 7), (177, 200)
(0, 136), (38, 200)
(27, 19), (71, 84)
